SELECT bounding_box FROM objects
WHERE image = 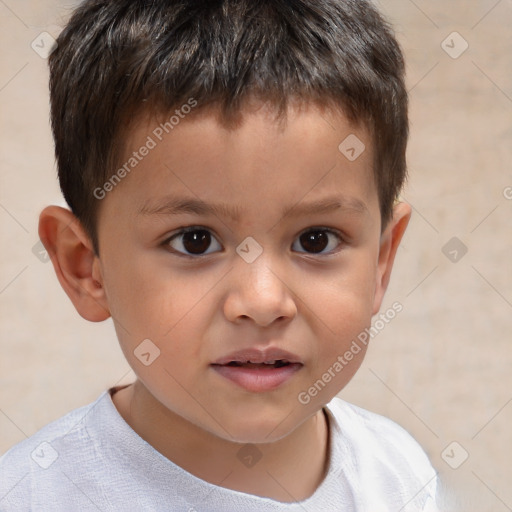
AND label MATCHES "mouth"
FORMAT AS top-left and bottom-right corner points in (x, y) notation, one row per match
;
(222, 359), (294, 369)
(211, 348), (303, 392)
